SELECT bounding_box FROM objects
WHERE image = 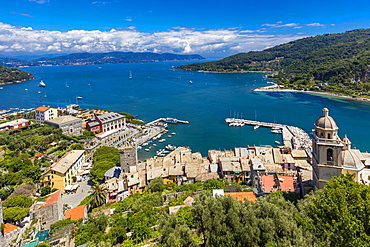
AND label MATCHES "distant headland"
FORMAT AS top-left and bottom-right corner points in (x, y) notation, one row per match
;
(0, 52), (205, 68)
